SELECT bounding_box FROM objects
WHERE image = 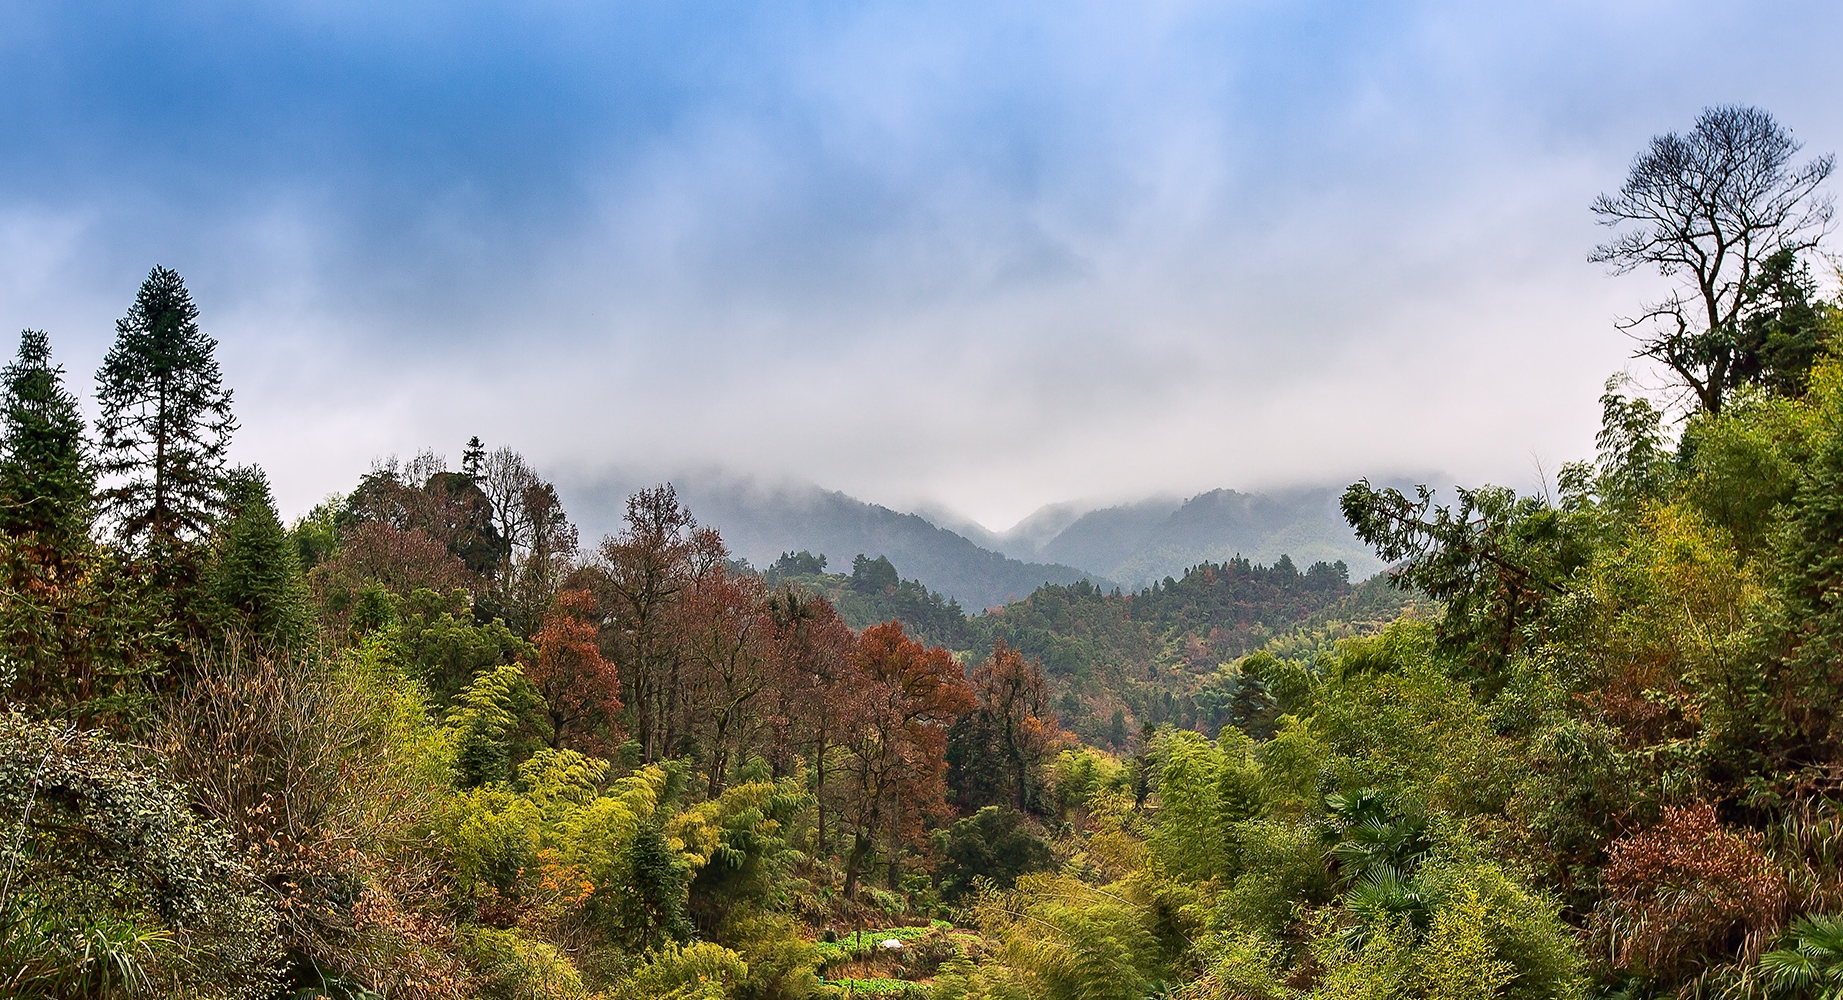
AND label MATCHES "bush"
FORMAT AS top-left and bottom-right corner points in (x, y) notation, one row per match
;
(153, 642), (462, 996)
(0, 712), (282, 999)
(611, 940), (749, 1000)
(936, 806), (1054, 902)
(459, 927), (589, 1000)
